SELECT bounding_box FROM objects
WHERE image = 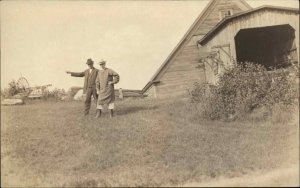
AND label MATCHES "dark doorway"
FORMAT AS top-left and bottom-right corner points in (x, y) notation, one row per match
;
(235, 24), (297, 69)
